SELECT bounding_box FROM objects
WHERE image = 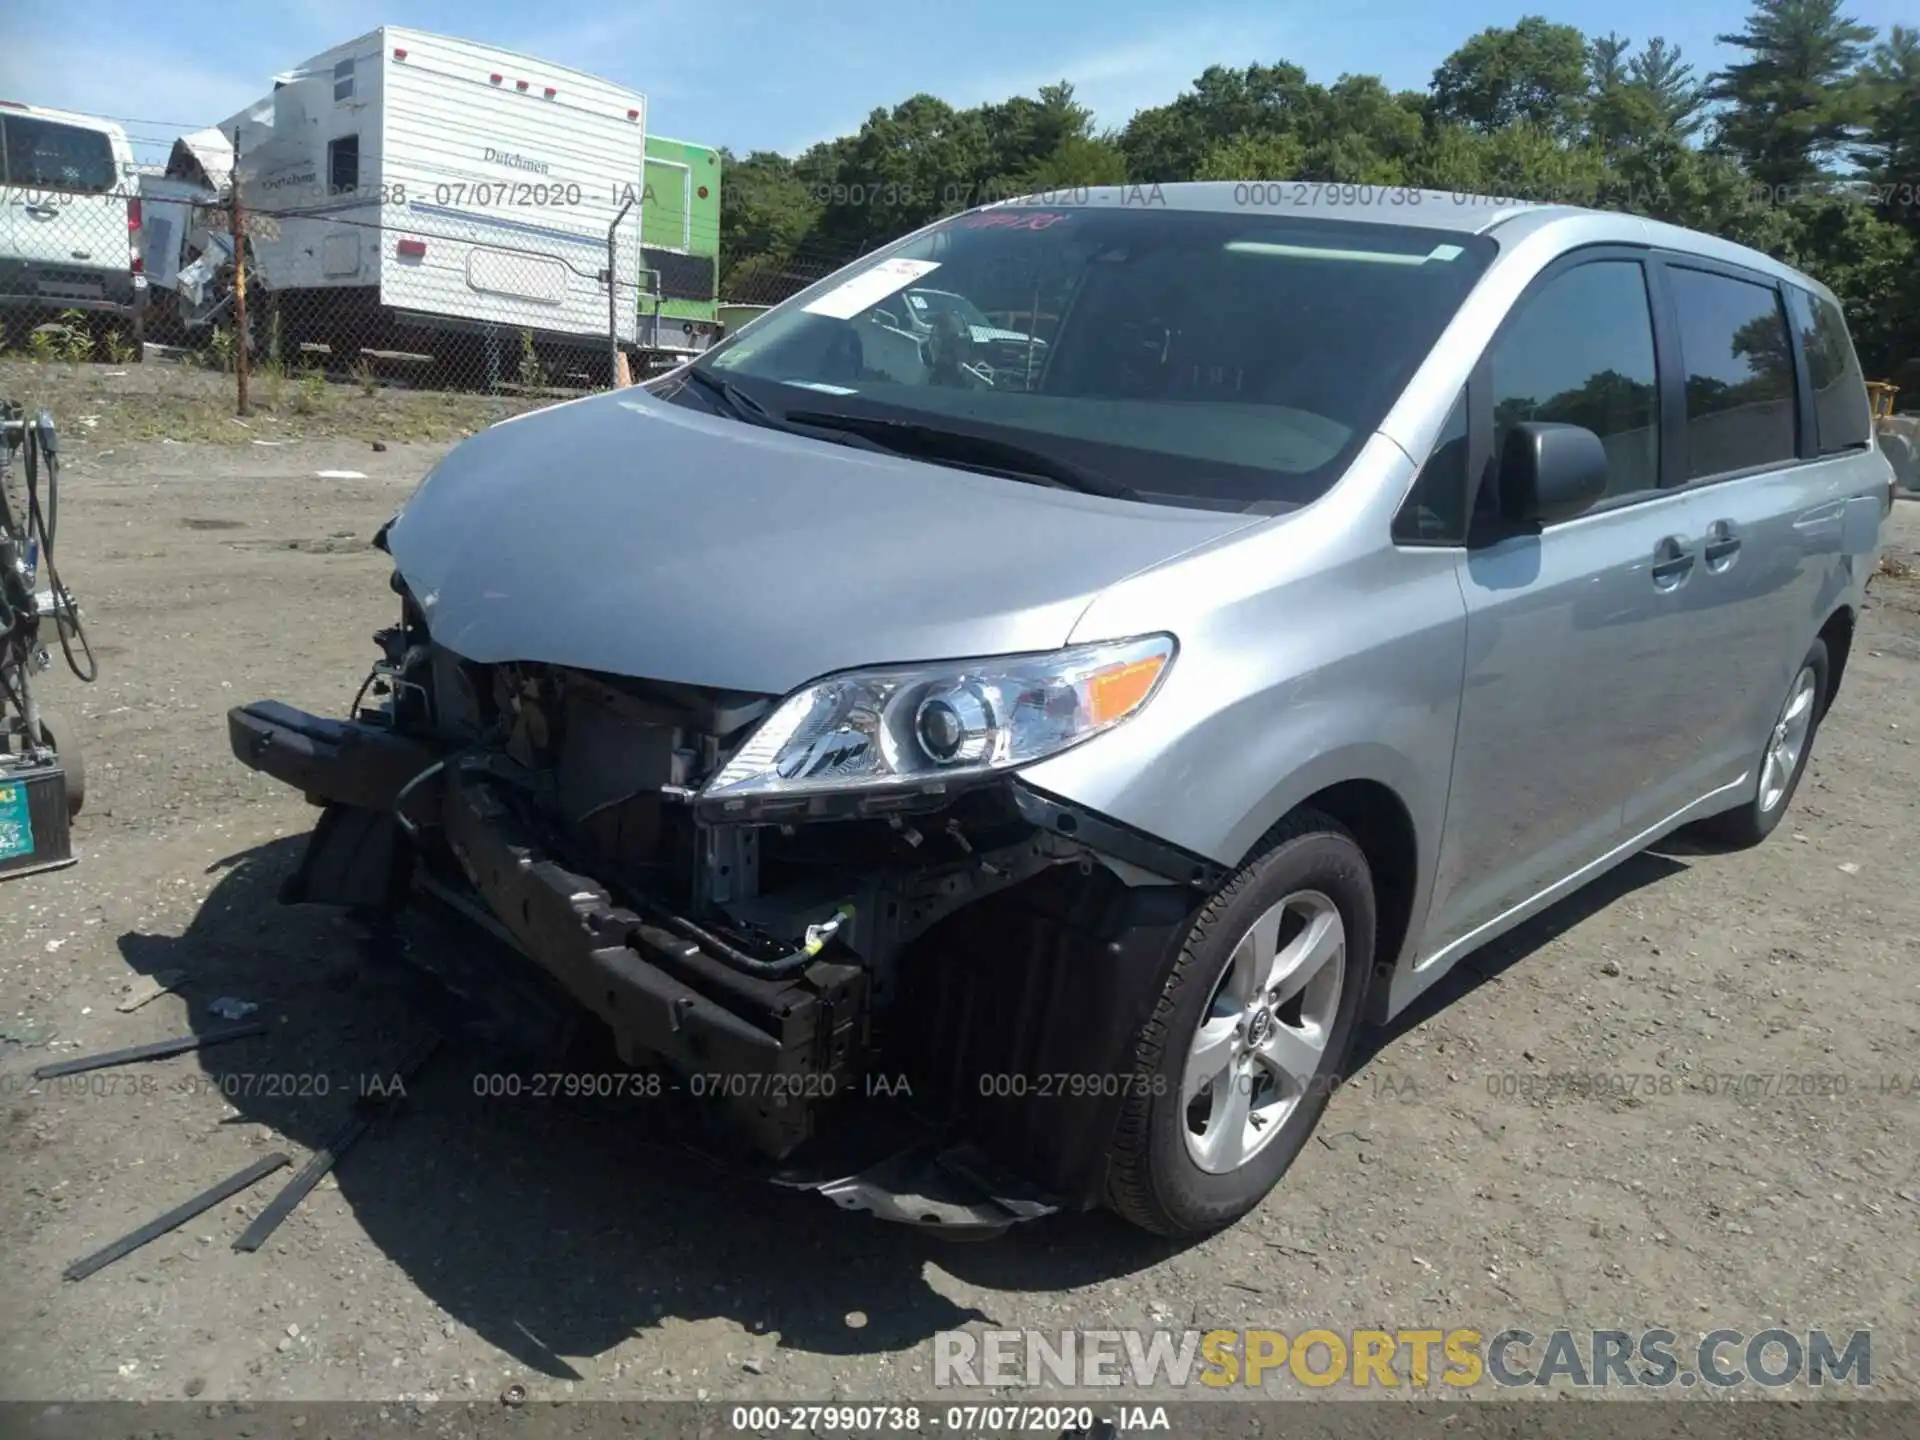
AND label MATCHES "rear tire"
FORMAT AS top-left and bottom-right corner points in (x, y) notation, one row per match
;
(1698, 639), (1828, 849)
(1103, 810), (1375, 1237)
